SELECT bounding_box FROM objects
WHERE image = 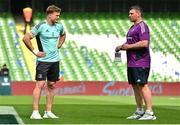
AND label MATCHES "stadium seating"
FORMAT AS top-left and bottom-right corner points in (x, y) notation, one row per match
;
(0, 12), (179, 81)
(59, 41), (127, 81)
(33, 12), (179, 82)
(34, 12), (179, 60)
(0, 13), (31, 81)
